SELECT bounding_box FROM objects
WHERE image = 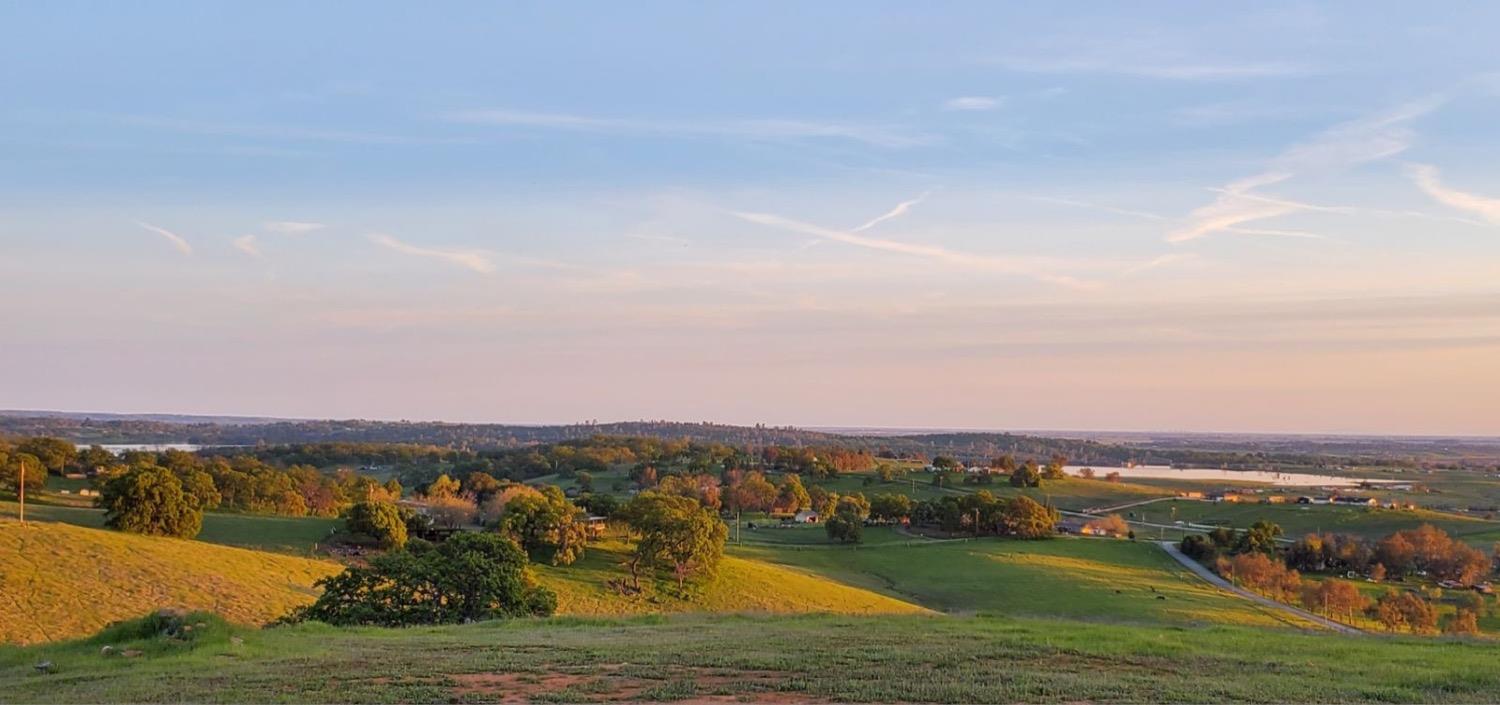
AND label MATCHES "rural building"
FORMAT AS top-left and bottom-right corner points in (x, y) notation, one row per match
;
(584, 516), (608, 539)
(1332, 496), (1378, 506)
(1176, 490), (1204, 500)
(793, 510), (821, 524)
